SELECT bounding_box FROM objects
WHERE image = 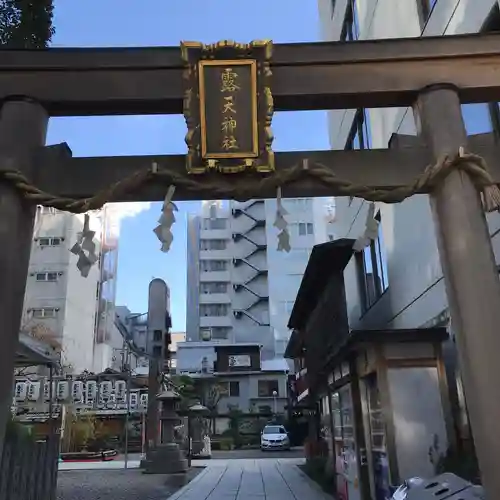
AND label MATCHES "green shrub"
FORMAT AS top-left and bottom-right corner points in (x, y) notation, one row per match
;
(219, 437), (234, 451)
(5, 417), (33, 442)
